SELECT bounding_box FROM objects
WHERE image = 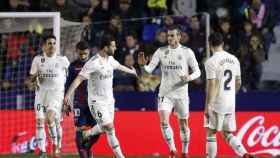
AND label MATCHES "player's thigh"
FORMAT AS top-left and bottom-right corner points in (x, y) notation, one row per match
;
(45, 90), (64, 119)
(174, 98), (189, 119)
(88, 103), (113, 126)
(158, 96), (174, 113)
(34, 90), (47, 119)
(223, 113), (236, 132)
